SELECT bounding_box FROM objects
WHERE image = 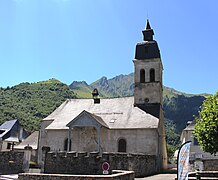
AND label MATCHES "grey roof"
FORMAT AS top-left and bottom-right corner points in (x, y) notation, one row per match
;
(14, 131), (39, 150)
(0, 120), (18, 139)
(0, 119), (17, 130)
(44, 97), (159, 130)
